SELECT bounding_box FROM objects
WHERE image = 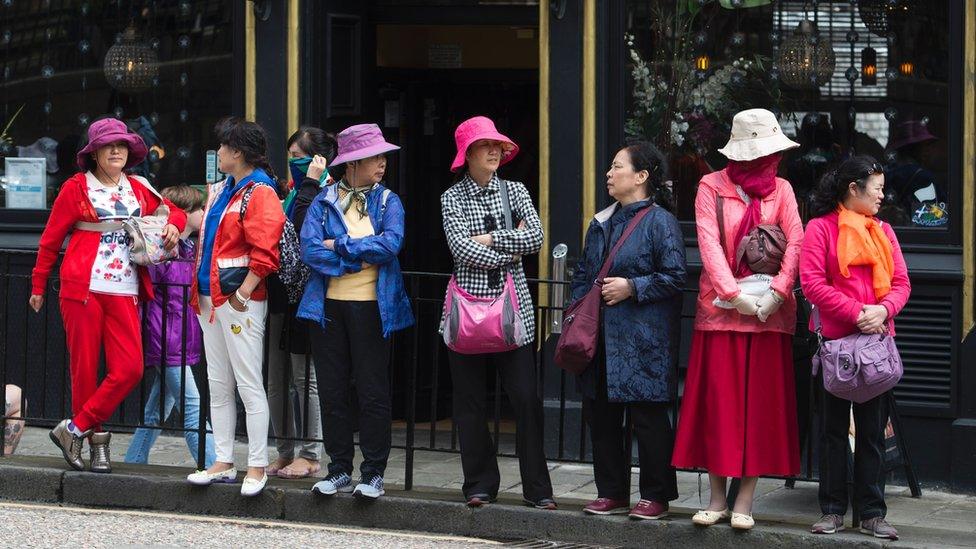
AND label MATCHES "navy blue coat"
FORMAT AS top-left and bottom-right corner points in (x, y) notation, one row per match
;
(570, 200), (687, 402)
